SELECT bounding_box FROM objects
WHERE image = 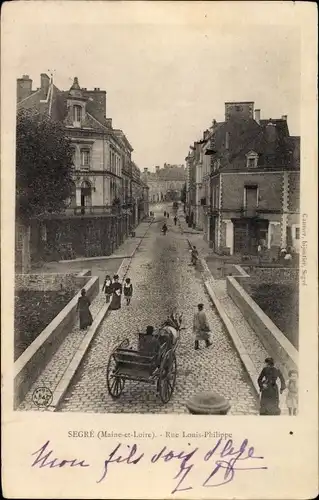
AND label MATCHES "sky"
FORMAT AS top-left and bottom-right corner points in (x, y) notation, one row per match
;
(6, 2), (301, 171)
